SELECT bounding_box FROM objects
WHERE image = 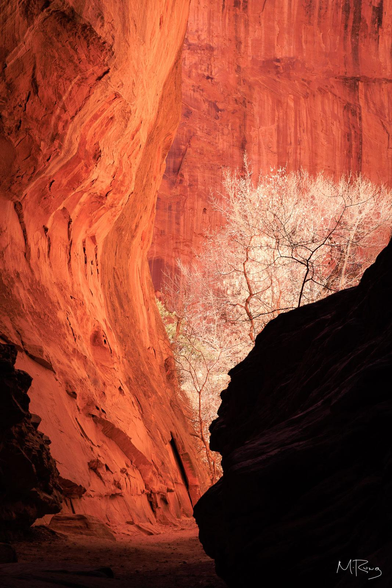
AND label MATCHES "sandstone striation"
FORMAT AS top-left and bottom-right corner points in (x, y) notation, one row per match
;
(0, 0), (208, 531)
(0, 342), (62, 539)
(149, 0), (392, 288)
(194, 239), (392, 587)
